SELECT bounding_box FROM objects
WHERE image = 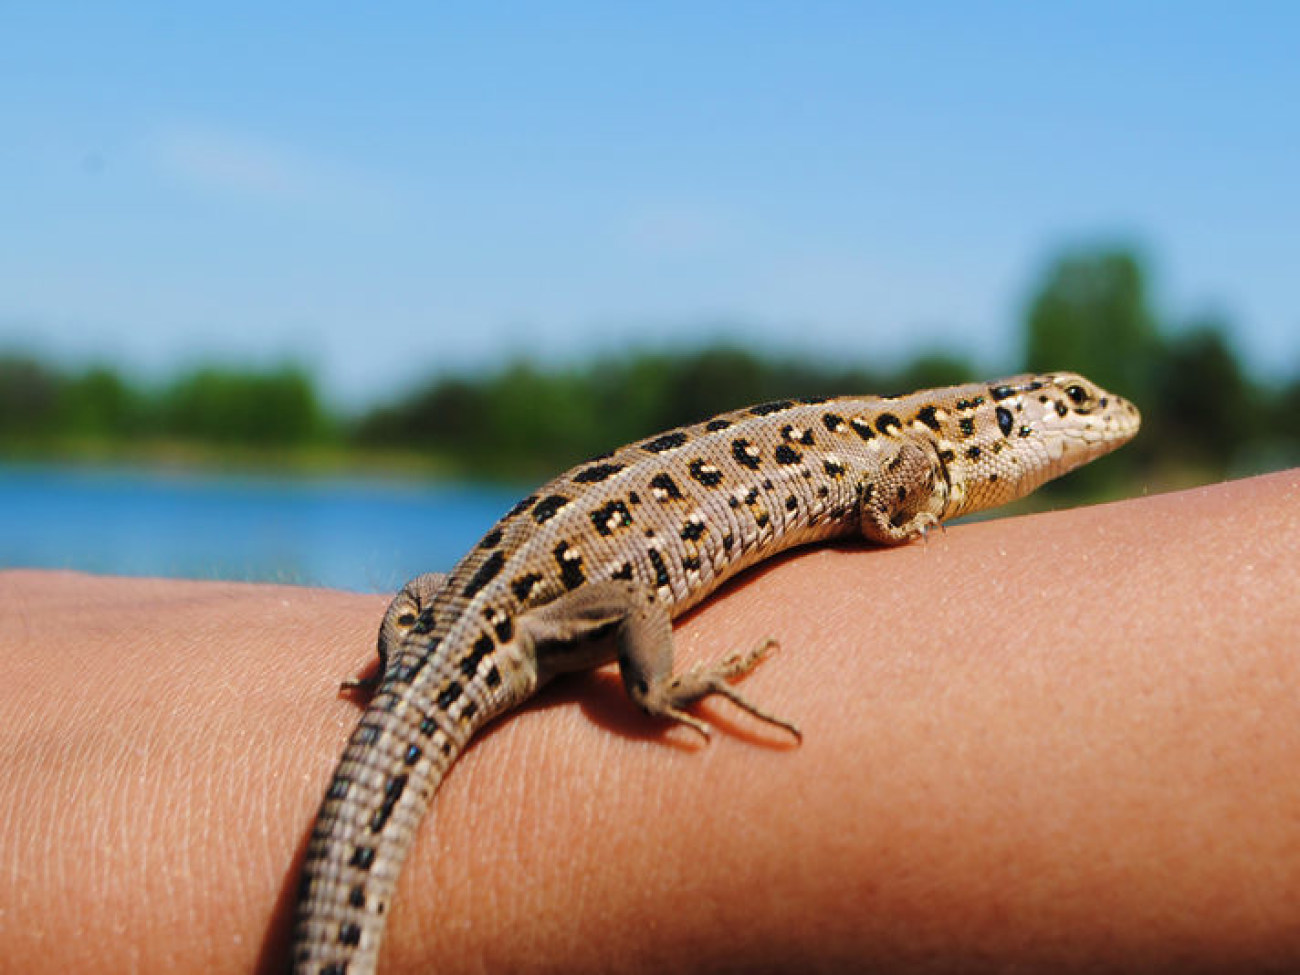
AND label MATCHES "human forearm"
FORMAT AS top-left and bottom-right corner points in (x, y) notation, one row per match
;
(1, 470), (1296, 974)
